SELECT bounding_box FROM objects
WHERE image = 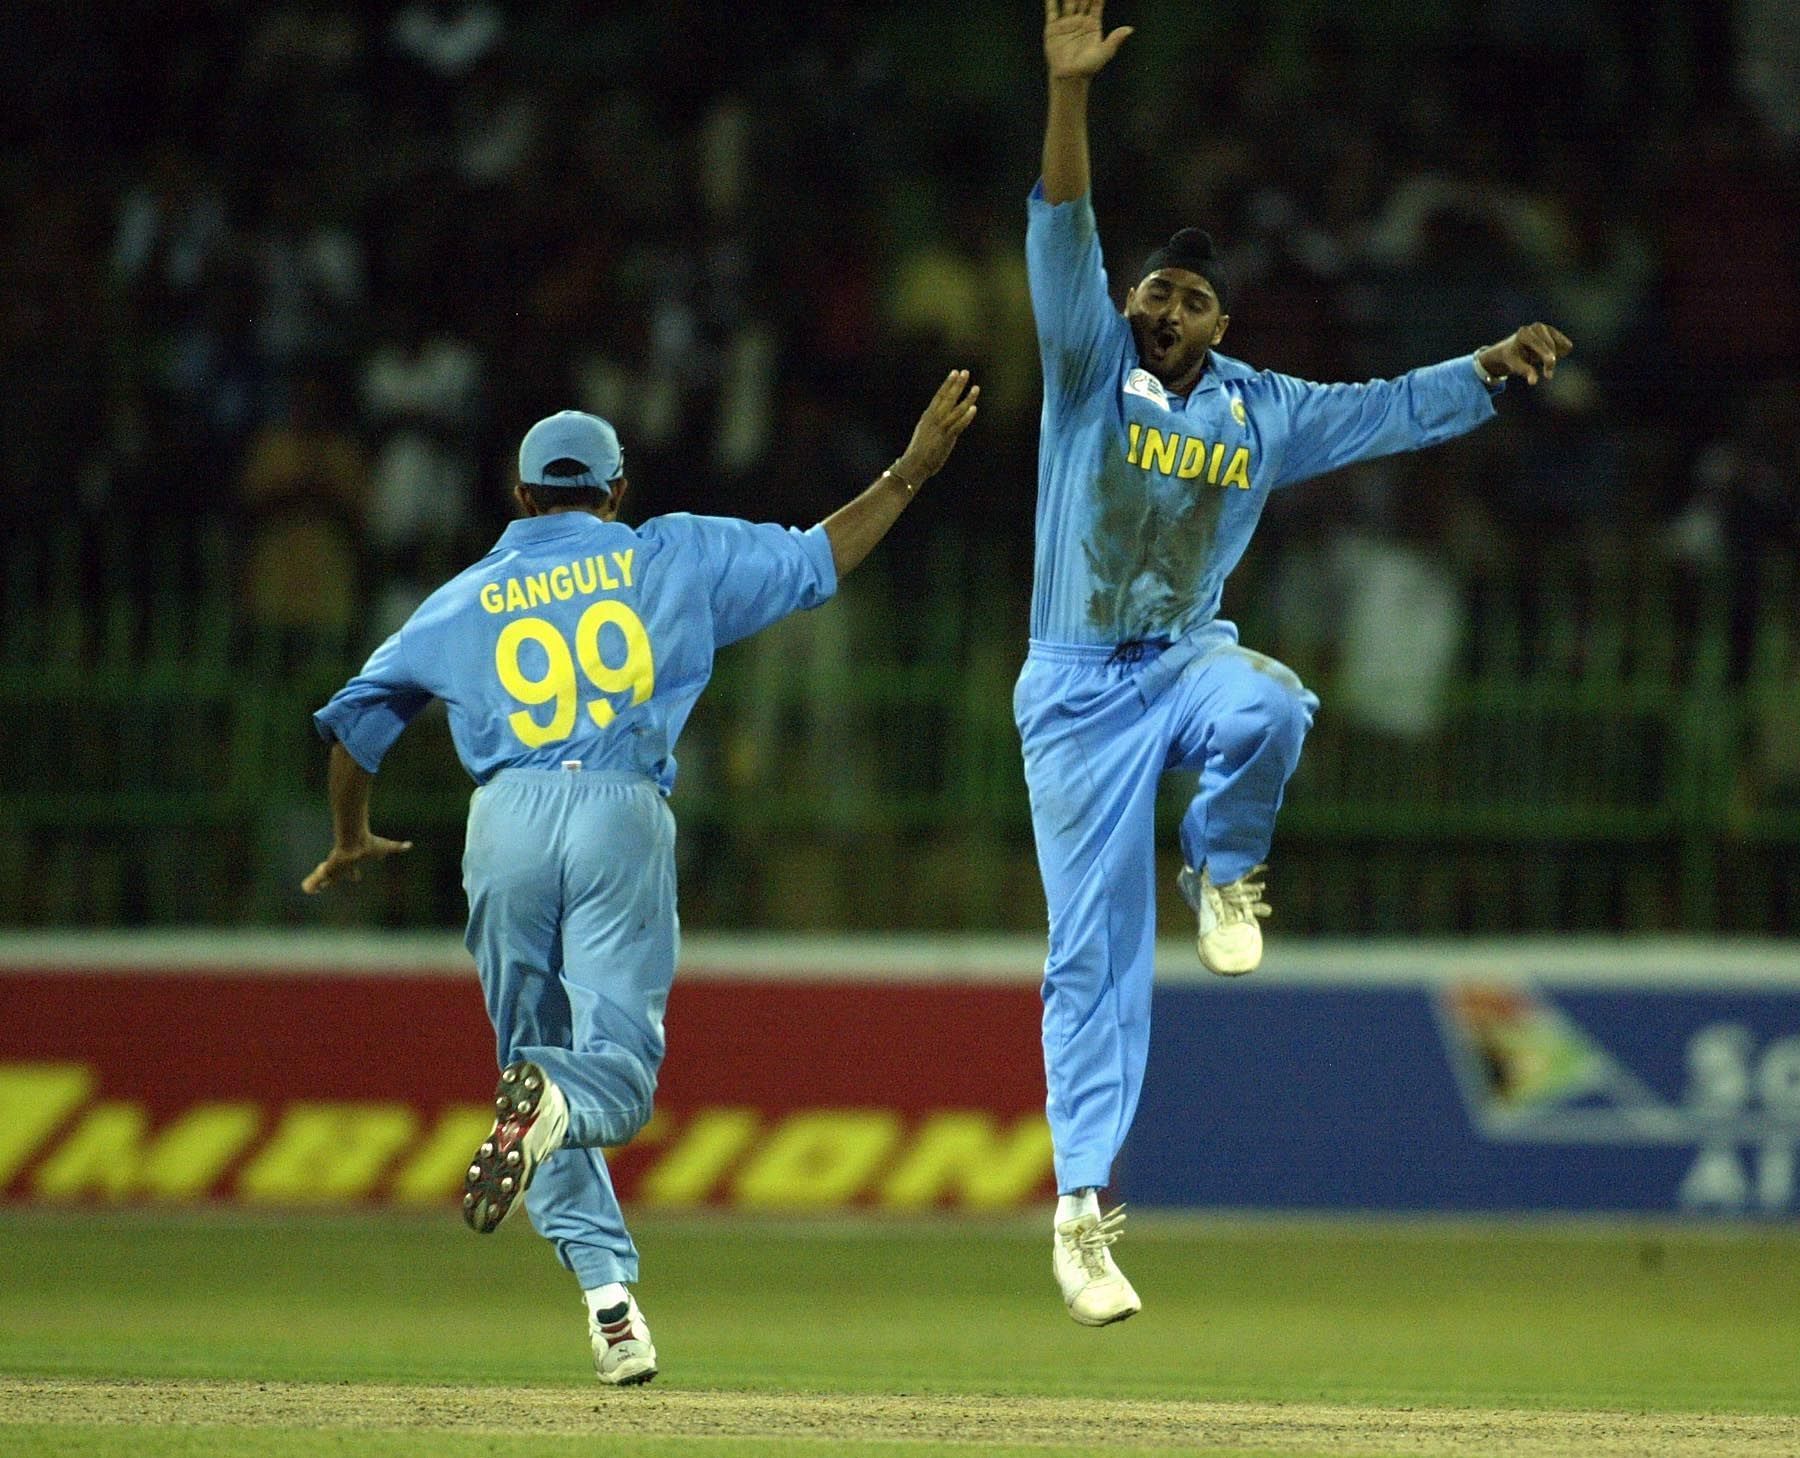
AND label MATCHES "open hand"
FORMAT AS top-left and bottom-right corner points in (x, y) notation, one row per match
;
(1045, 0), (1133, 80)
(1478, 324), (1574, 386)
(894, 370), (980, 486)
(301, 832), (414, 894)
